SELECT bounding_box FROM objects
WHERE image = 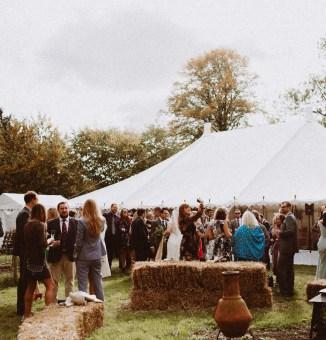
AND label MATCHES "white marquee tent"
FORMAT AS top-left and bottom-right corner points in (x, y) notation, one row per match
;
(69, 118), (326, 209)
(0, 193), (67, 234)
